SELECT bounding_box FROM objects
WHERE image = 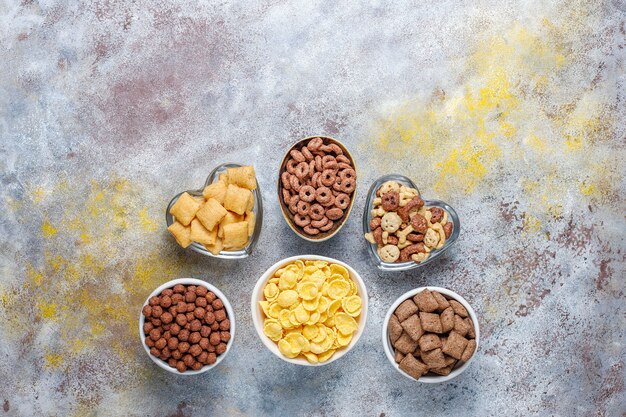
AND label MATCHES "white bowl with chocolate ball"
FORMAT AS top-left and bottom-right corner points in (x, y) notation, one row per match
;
(139, 278), (235, 375)
(382, 287), (479, 383)
(278, 136), (357, 242)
